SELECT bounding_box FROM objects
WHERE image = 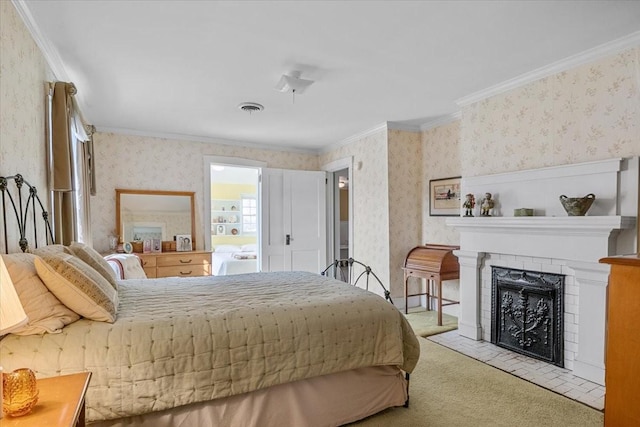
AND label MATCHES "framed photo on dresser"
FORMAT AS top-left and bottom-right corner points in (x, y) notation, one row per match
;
(176, 234), (192, 252)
